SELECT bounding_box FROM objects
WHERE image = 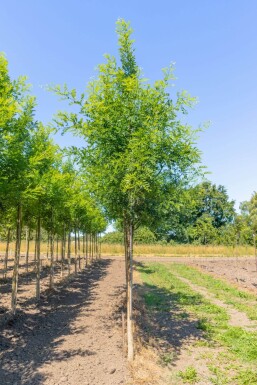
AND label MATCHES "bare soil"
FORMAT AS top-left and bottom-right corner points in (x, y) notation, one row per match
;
(187, 257), (257, 294)
(0, 258), (128, 385)
(132, 256), (257, 294)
